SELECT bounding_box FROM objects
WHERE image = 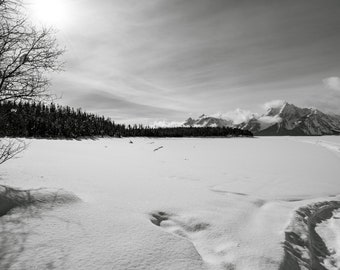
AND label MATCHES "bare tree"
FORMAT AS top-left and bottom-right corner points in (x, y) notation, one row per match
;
(0, 0), (64, 102)
(0, 0), (64, 164)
